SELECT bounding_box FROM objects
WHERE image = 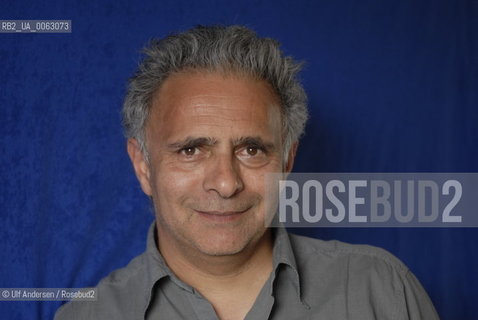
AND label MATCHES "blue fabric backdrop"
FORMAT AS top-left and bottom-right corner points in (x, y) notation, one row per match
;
(1, 0), (477, 319)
